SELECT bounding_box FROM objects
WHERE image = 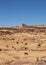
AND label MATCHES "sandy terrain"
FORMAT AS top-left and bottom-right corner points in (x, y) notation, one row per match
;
(0, 24), (46, 65)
